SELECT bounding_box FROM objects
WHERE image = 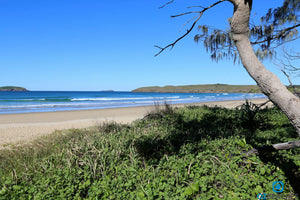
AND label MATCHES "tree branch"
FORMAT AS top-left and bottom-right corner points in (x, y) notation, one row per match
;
(171, 11), (201, 18)
(283, 47), (300, 60)
(243, 140), (300, 156)
(281, 69), (294, 86)
(154, 14), (202, 57)
(280, 70), (300, 96)
(251, 23), (300, 46)
(187, 5), (205, 9)
(274, 47), (300, 73)
(272, 47), (300, 97)
(155, 0), (226, 57)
